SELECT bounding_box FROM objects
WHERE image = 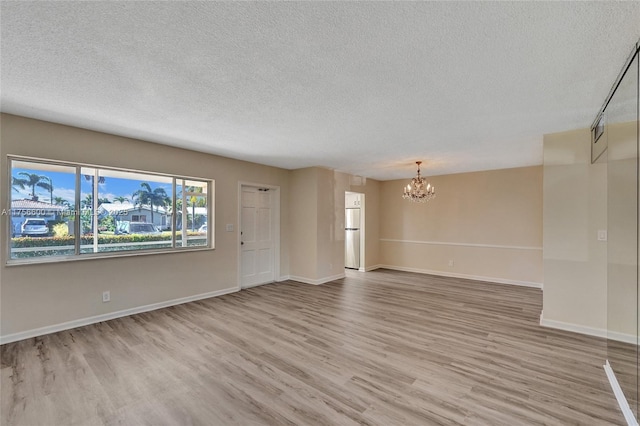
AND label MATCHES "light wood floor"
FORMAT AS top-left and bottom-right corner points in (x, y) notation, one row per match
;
(1, 269), (623, 425)
(608, 339), (638, 416)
